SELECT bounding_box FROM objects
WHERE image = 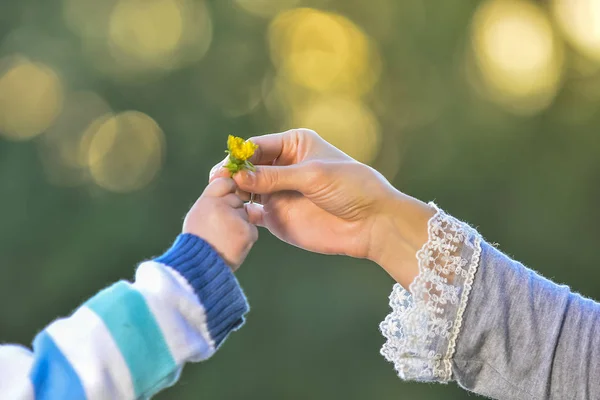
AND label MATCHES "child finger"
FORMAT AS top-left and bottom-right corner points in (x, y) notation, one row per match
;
(236, 189), (251, 202)
(224, 193), (244, 208)
(204, 177), (237, 197)
(209, 167), (230, 183)
(236, 207), (249, 221)
(248, 223), (259, 243)
(208, 157), (229, 181)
